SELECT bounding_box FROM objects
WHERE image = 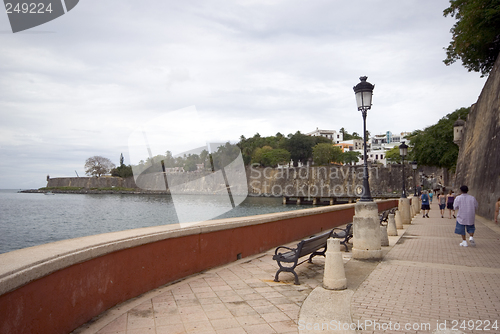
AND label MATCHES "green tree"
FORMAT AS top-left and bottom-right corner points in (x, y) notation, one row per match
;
(443, 0), (500, 76)
(111, 164), (134, 178)
(407, 107), (470, 170)
(252, 146), (273, 165)
(385, 146), (402, 163)
(312, 143), (343, 165)
(342, 150), (361, 165)
(285, 132), (315, 166)
(261, 149), (291, 167)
